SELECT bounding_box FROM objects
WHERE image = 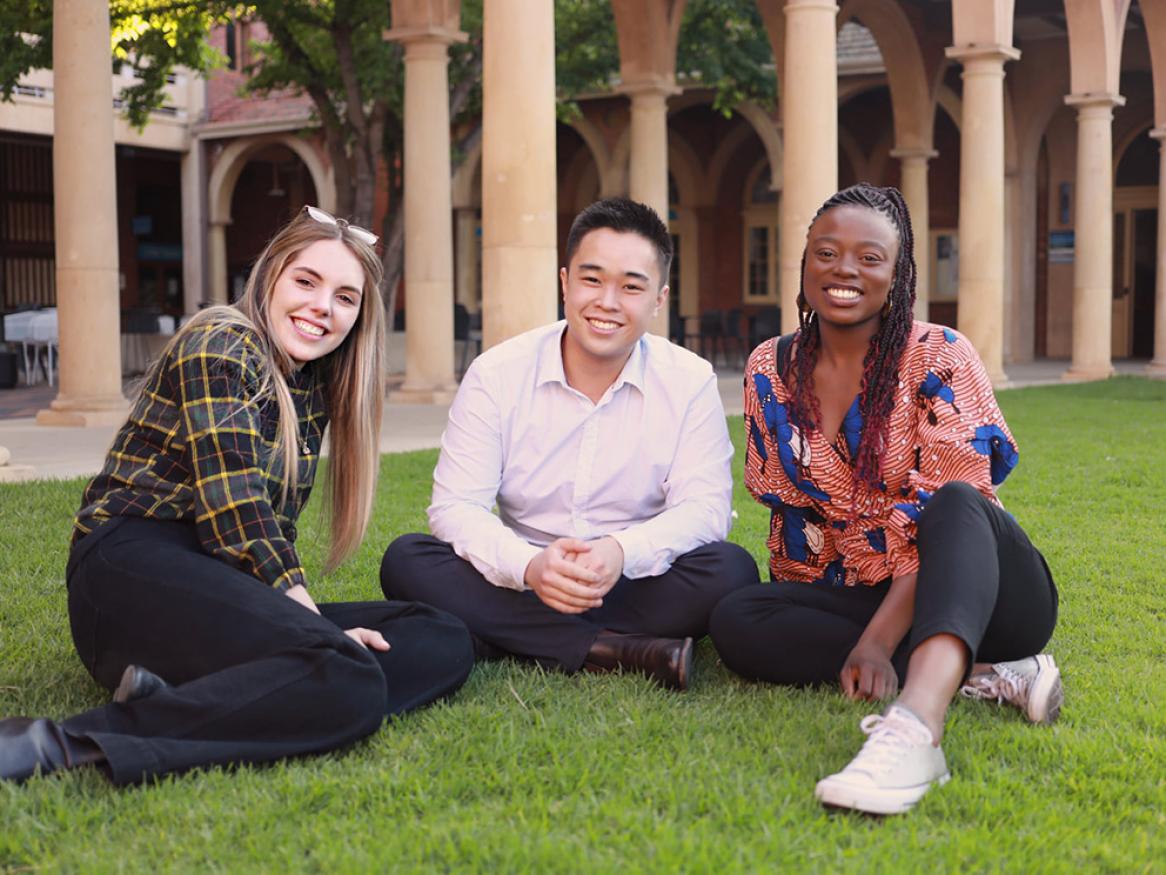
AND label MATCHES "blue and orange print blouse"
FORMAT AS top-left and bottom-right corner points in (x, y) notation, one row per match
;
(744, 321), (1018, 586)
